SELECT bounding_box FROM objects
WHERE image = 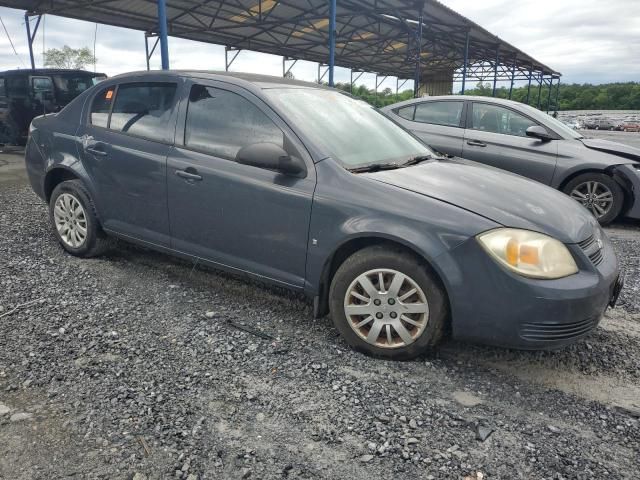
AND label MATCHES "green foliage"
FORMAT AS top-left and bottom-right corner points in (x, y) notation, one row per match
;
(463, 81), (640, 111)
(43, 45), (96, 70)
(332, 82), (414, 107)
